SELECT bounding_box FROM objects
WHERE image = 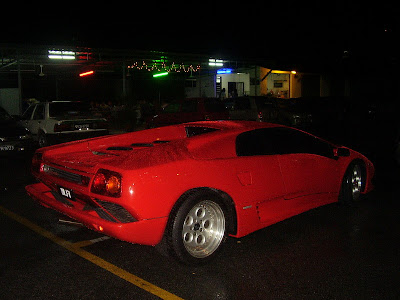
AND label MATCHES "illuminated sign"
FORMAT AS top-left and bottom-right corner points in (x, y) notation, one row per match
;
(48, 50), (75, 60)
(153, 72), (169, 78)
(79, 70), (94, 77)
(217, 68), (232, 74)
(209, 59), (224, 67)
